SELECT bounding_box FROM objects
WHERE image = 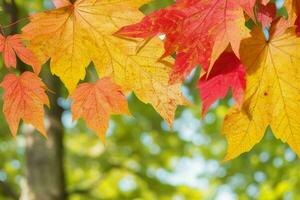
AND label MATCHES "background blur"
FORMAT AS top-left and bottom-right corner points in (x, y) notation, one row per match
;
(0, 0), (300, 200)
